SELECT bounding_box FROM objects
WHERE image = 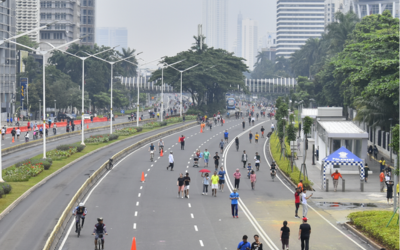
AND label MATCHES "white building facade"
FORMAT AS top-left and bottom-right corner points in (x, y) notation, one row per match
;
(276, 0), (325, 57)
(242, 19), (258, 70)
(351, 0), (399, 18)
(16, 0), (40, 42)
(96, 27), (128, 52)
(202, 0), (228, 50)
